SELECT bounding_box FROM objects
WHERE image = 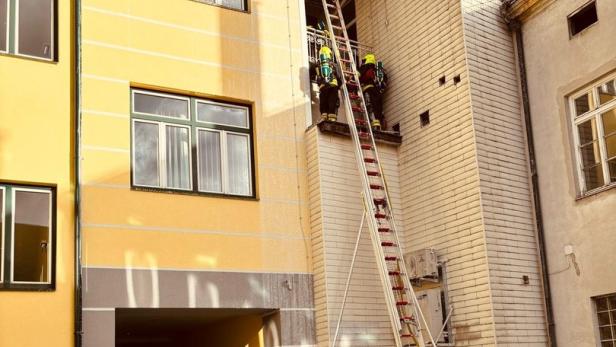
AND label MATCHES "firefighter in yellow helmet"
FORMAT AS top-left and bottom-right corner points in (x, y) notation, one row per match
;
(359, 53), (388, 130)
(315, 46), (340, 122)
